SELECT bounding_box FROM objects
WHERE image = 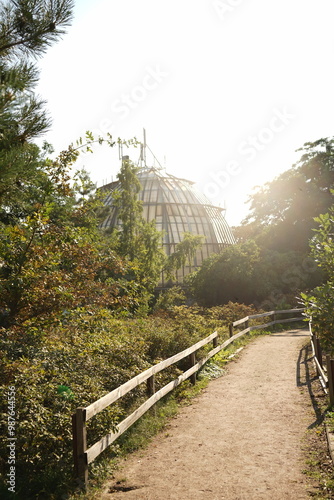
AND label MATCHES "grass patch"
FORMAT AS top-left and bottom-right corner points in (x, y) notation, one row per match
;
(303, 427), (334, 499)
